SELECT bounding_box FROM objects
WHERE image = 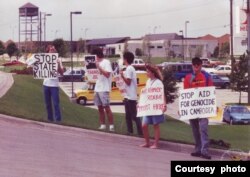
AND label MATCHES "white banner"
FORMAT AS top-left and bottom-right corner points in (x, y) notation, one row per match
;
(113, 74), (126, 97)
(137, 85), (165, 117)
(84, 55), (99, 82)
(179, 87), (217, 120)
(32, 53), (58, 79)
